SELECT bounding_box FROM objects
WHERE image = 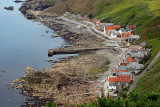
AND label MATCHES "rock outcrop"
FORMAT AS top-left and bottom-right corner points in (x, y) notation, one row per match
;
(4, 6), (14, 10)
(19, 0), (53, 14)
